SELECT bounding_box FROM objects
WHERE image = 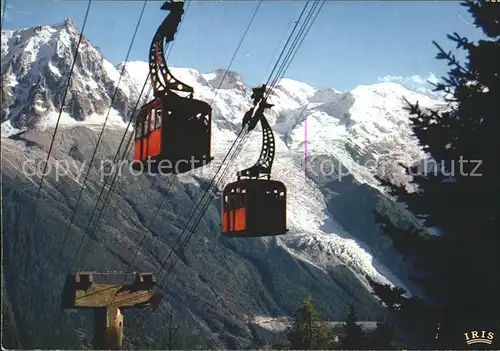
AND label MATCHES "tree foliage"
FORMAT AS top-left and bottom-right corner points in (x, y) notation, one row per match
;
(338, 305), (366, 349)
(369, 321), (394, 349)
(372, 1), (500, 348)
(286, 298), (333, 349)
